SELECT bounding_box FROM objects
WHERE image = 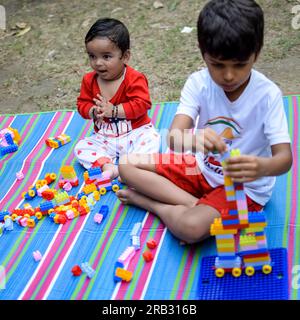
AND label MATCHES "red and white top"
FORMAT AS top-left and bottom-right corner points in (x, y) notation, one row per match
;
(77, 65), (152, 136)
